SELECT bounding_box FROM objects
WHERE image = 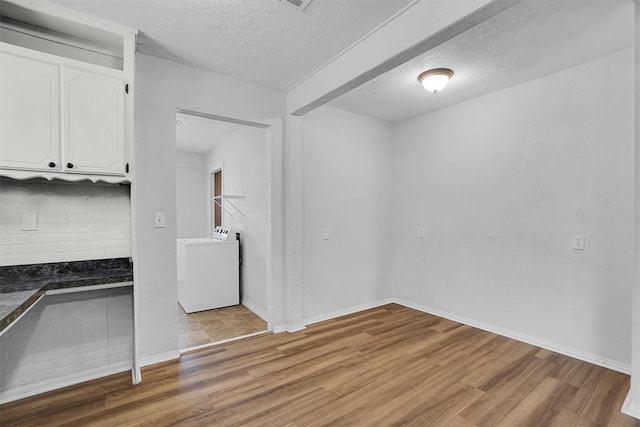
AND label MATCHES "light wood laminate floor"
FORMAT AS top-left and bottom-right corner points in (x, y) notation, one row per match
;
(2, 304), (638, 426)
(178, 303), (267, 349)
